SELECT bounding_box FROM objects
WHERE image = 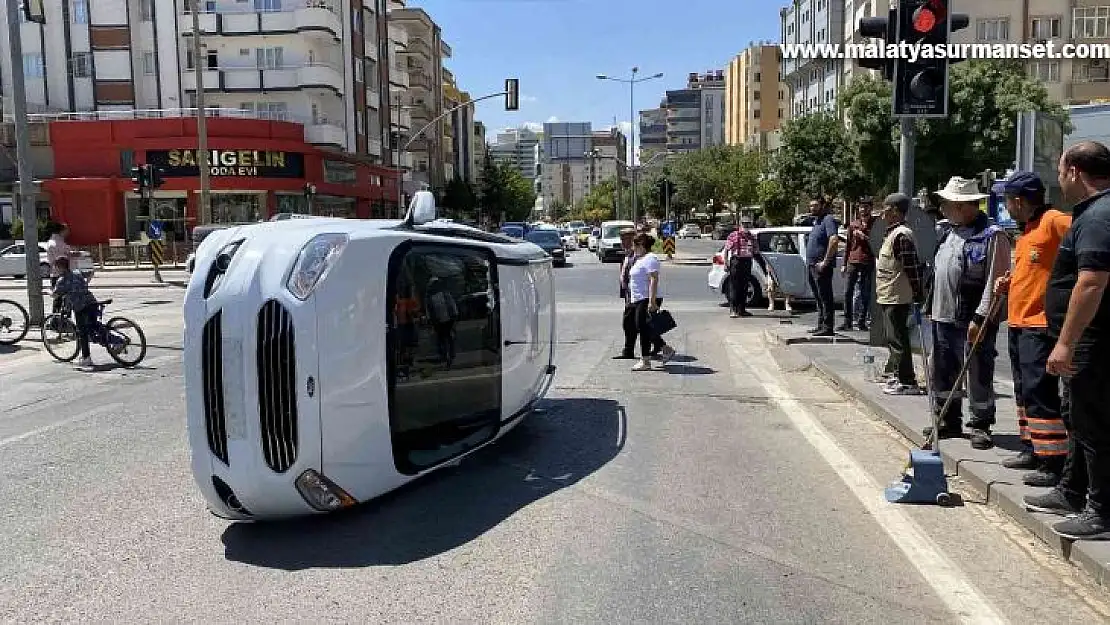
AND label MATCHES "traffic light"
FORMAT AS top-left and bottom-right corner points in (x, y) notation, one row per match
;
(892, 0), (969, 118)
(505, 78), (519, 111)
(857, 9), (897, 81)
(130, 165), (148, 195)
(149, 165), (165, 189)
